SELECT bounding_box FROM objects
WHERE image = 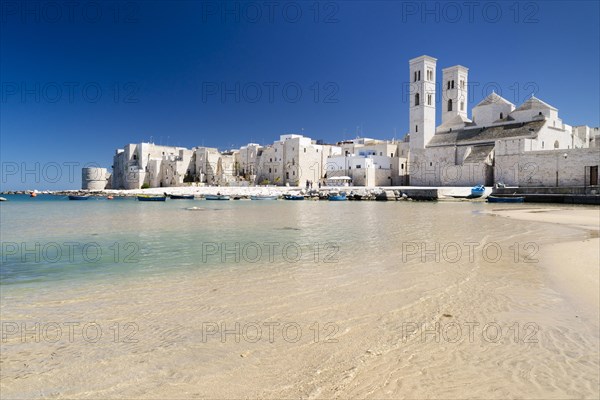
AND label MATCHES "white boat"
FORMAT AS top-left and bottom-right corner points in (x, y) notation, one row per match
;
(250, 195), (278, 200)
(205, 194), (230, 200)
